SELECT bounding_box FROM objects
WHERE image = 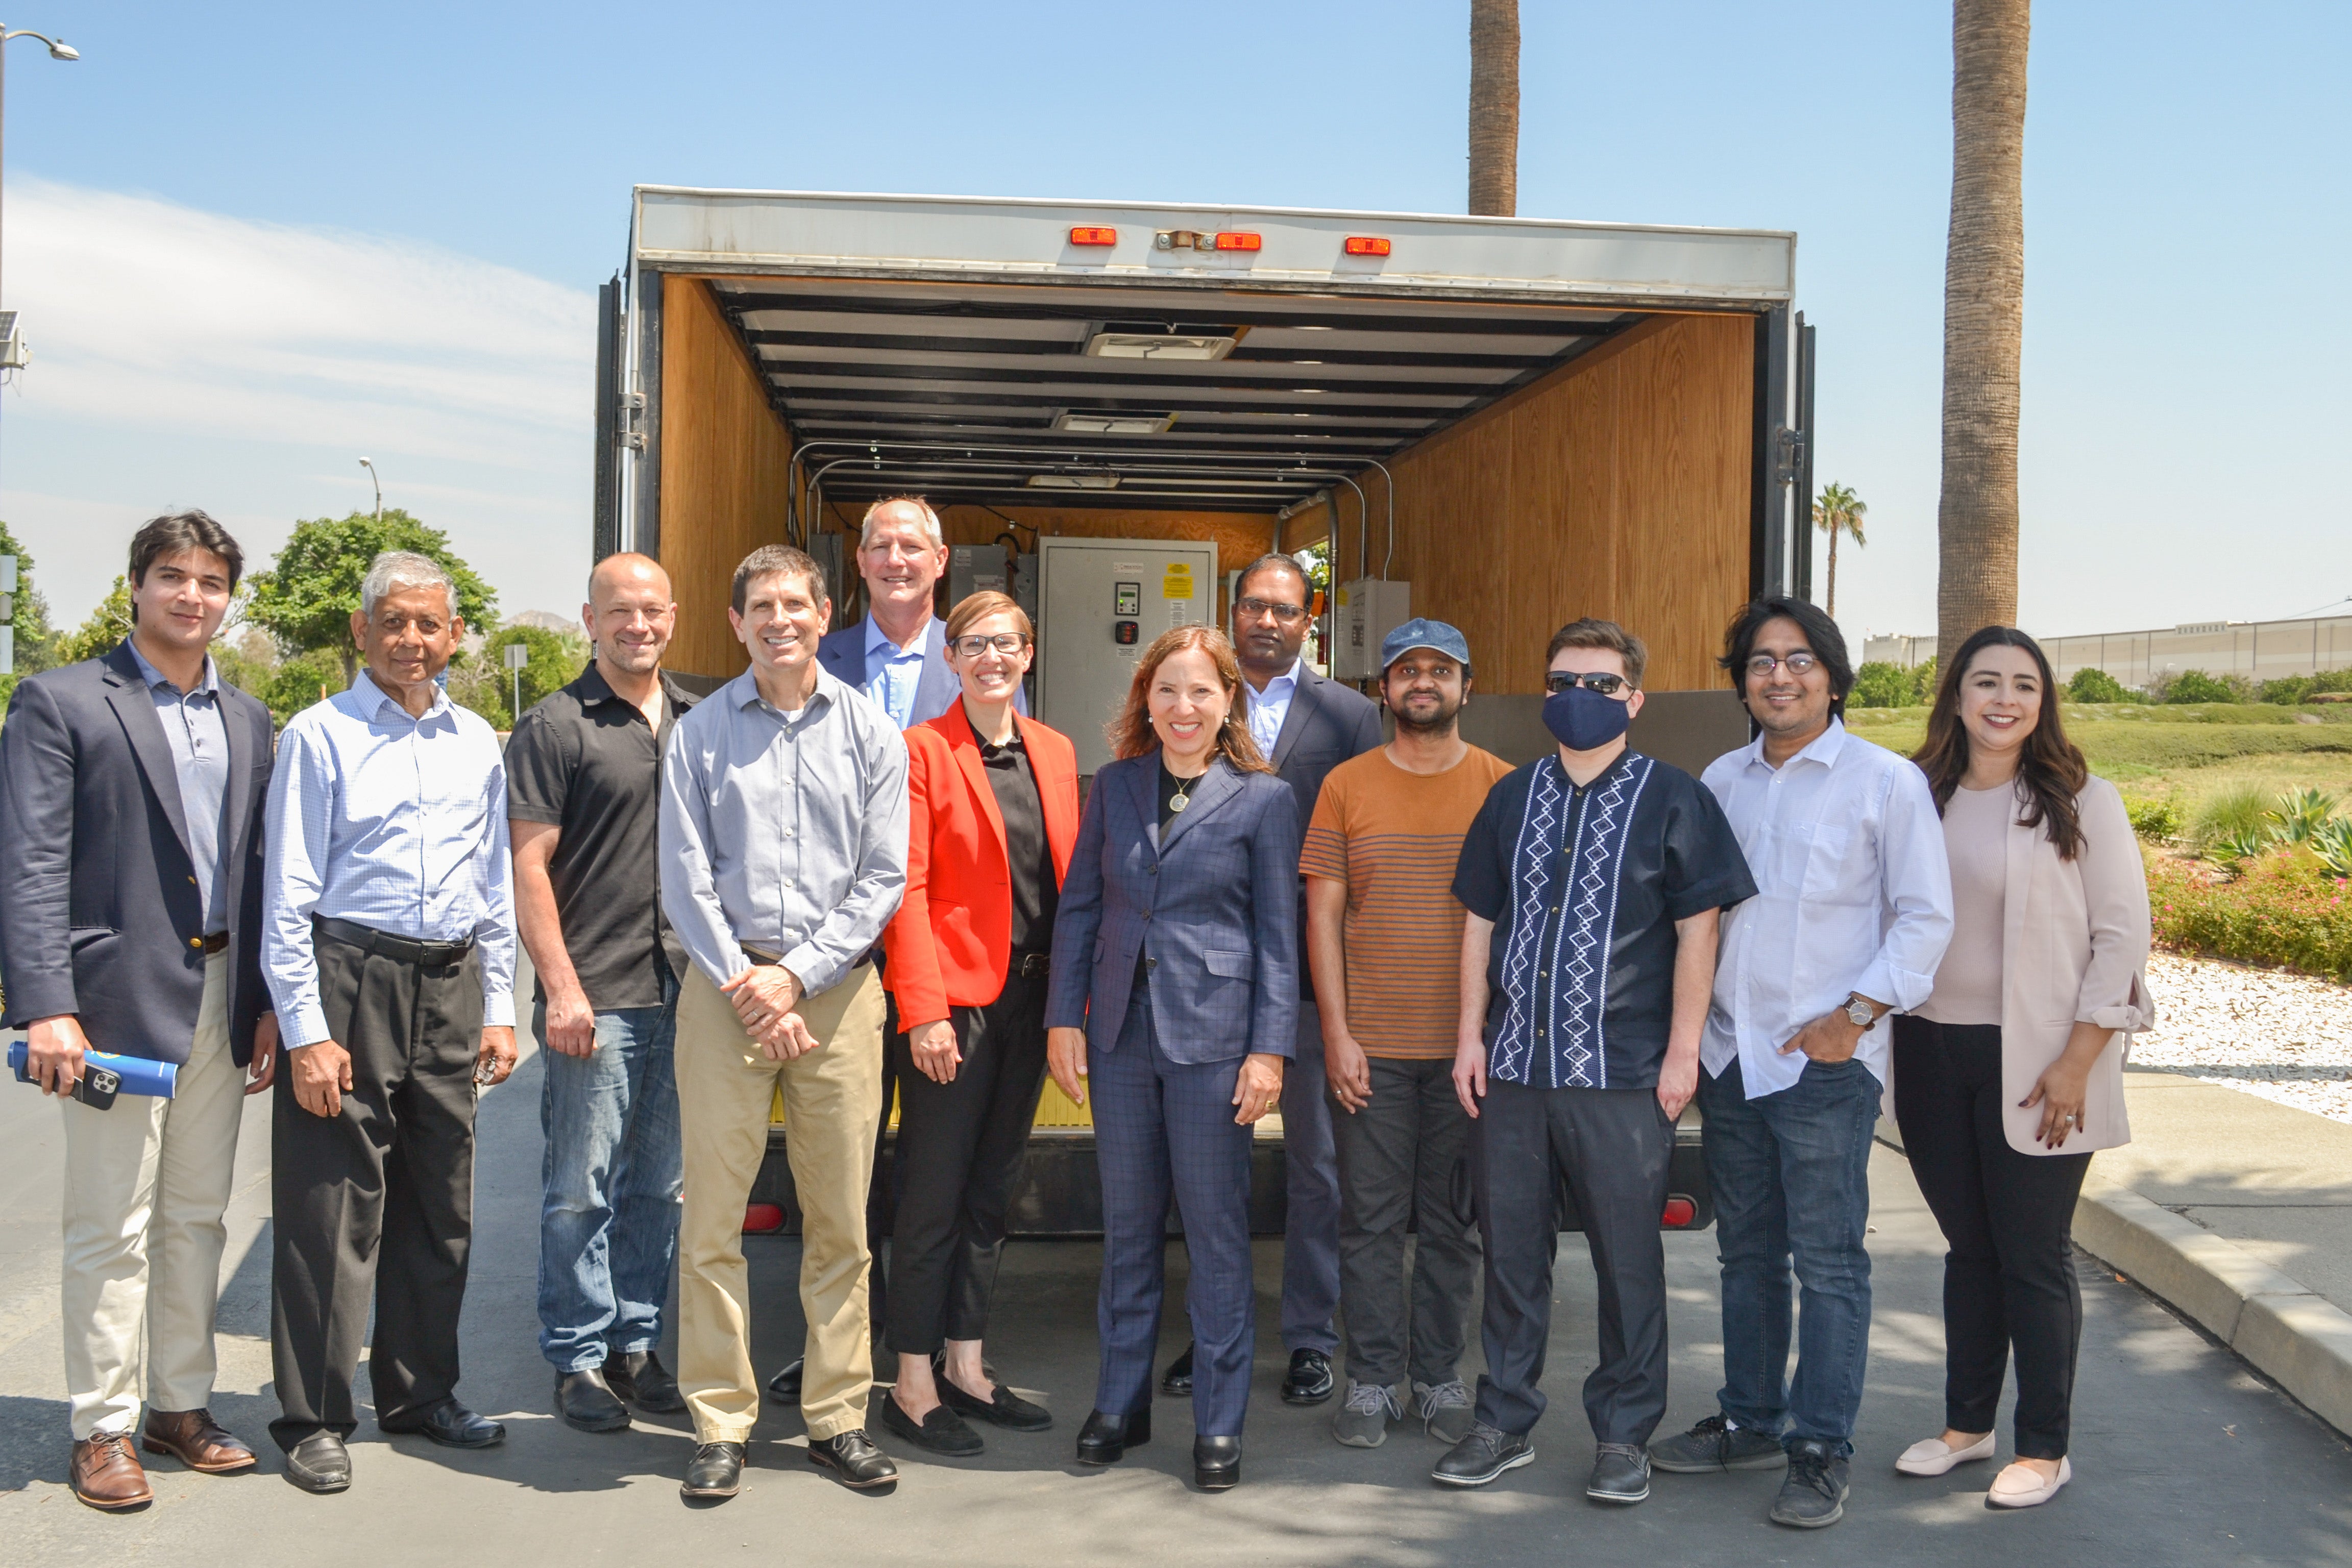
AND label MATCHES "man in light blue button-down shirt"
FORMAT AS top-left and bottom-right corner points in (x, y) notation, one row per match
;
(260, 550), (518, 1490)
